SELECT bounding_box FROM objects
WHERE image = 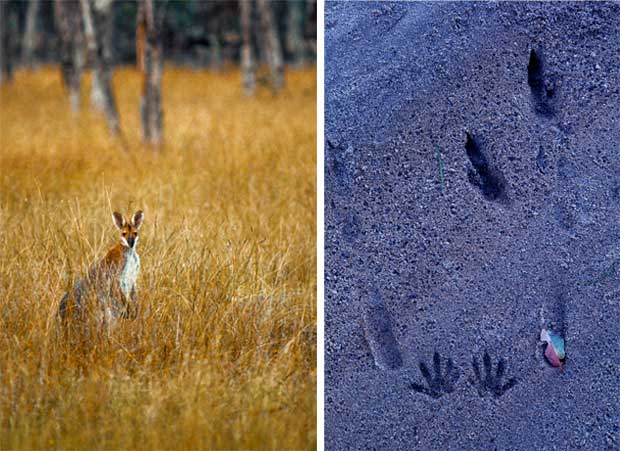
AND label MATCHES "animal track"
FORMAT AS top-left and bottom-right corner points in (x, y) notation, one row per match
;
(341, 212), (361, 243)
(469, 352), (517, 398)
(547, 289), (566, 336)
(527, 48), (557, 118)
(465, 133), (508, 203)
(553, 202), (576, 231)
(536, 146), (547, 174)
(363, 288), (403, 370)
(327, 139), (354, 193)
(410, 352), (460, 399)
